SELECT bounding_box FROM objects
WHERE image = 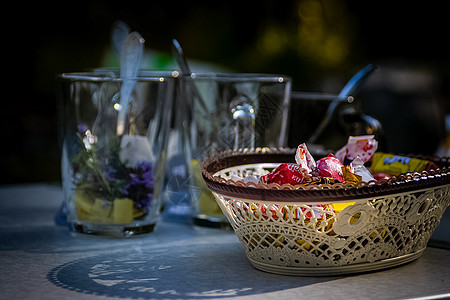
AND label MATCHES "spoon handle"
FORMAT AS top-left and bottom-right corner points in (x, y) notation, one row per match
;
(172, 39), (209, 114)
(117, 32), (144, 135)
(337, 64), (375, 99)
(308, 64), (376, 144)
(111, 20), (130, 59)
